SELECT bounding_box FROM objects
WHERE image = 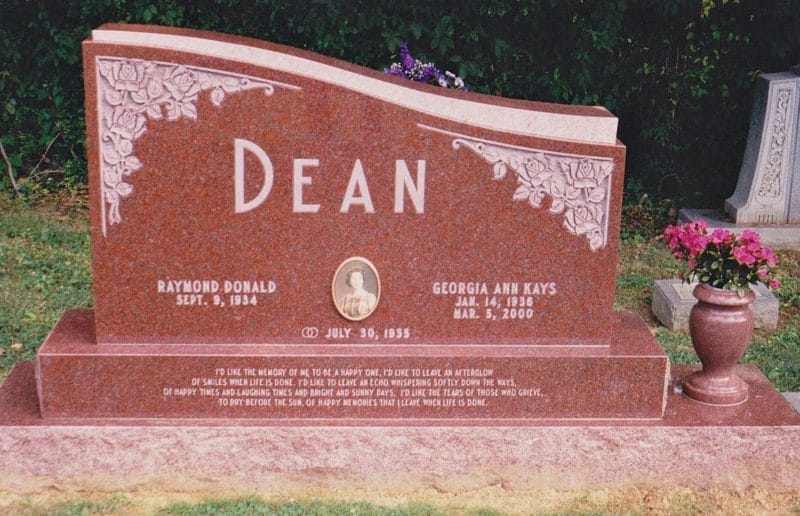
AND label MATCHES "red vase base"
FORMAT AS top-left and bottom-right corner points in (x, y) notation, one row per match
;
(682, 370), (749, 406)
